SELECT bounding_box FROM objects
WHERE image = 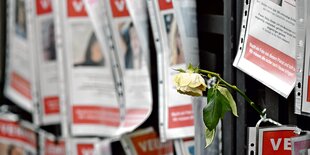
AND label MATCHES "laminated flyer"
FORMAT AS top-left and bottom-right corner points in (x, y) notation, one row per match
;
(297, 0), (310, 116)
(55, 0), (120, 136)
(5, 0), (38, 112)
(257, 126), (300, 155)
(39, 131), (66, 155)
(120, 127), (174, 155)
(93, 139), (112, 155)
(291, 134), (310, 155)
(233, 0), (297, 98)
(103, 0), (153, 132)
(31, 0), (61, 125)
(71, 138), (99, 155)
(0, 114), (37, 155)
(147, 0), (194, 141)
(174, 138), (195, 155)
